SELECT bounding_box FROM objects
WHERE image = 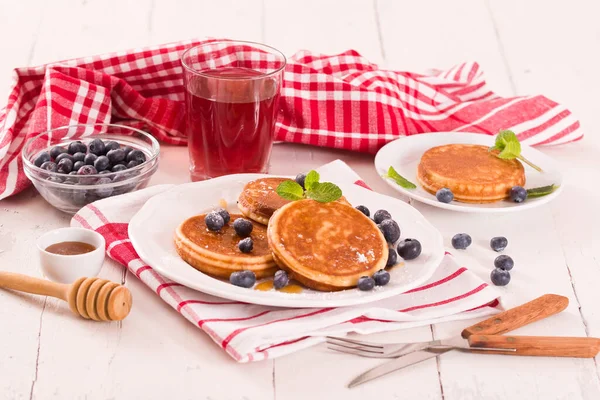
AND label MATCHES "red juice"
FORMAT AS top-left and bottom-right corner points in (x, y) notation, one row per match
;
(184, 67), (281, 181)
